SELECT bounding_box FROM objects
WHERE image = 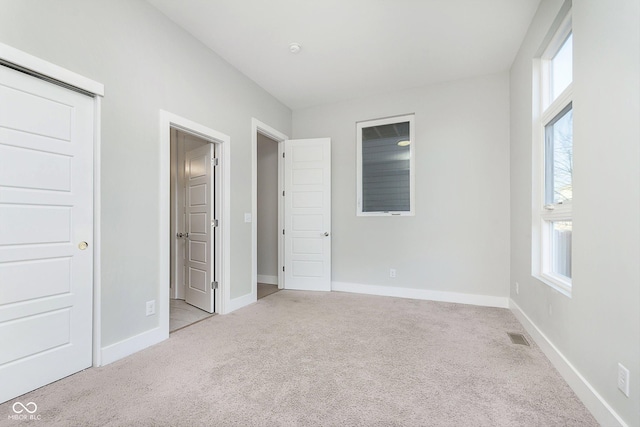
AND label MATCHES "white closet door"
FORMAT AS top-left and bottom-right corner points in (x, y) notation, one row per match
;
(0, 65), (94, 403)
